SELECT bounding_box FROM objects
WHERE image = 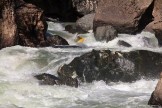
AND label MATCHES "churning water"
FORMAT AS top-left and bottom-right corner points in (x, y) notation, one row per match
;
(0, 22), (161, 108)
